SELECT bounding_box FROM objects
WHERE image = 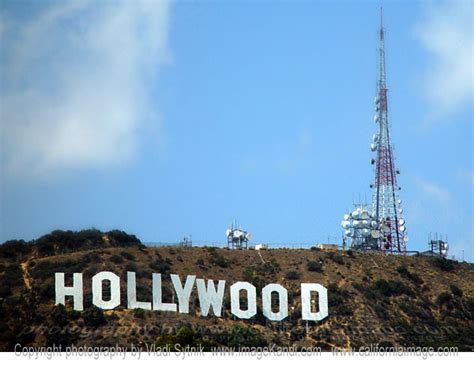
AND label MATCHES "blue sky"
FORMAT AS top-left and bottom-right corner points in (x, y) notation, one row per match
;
(1, 0), (472, 261)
